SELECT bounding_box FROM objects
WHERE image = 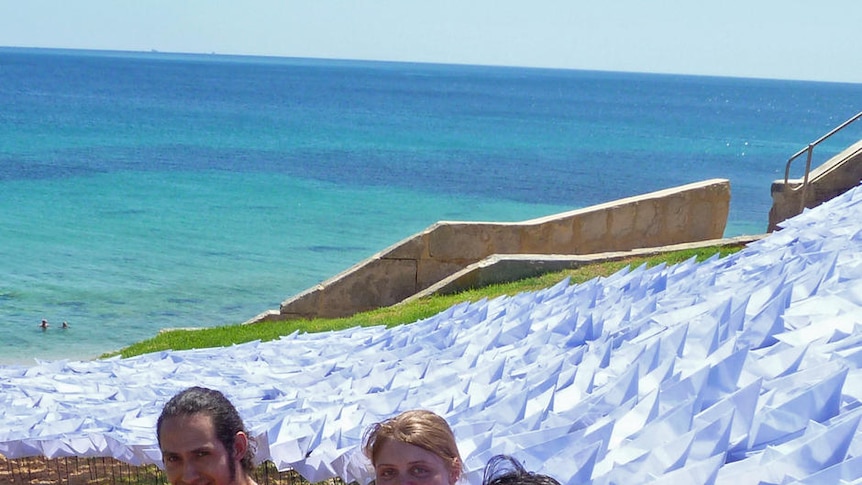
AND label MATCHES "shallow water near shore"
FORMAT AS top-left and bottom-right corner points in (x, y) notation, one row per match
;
(2, 170), (566, 364)
(1, 47), (860, 364)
